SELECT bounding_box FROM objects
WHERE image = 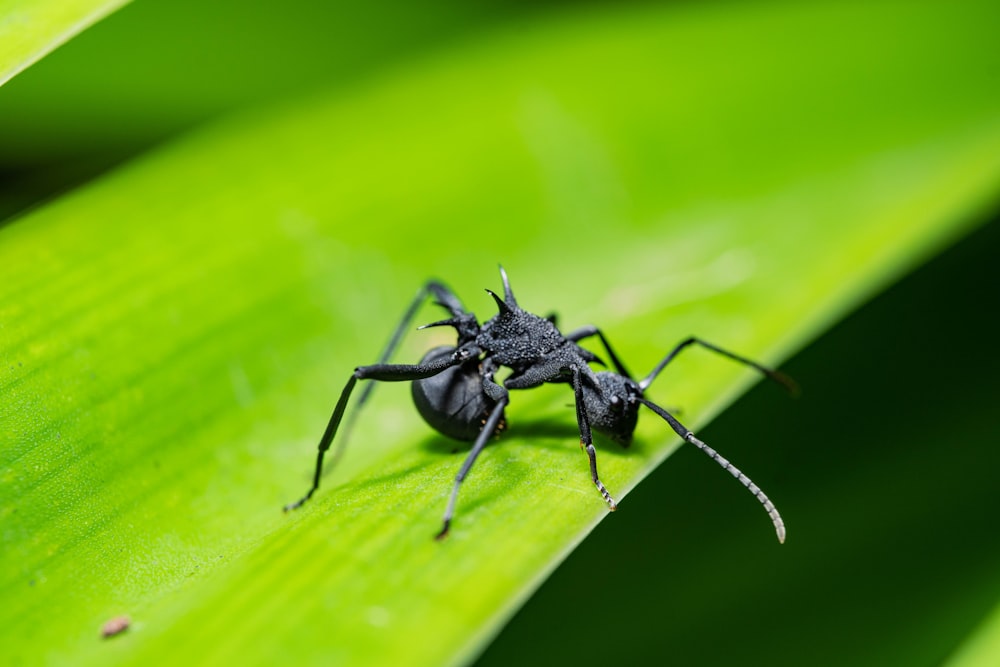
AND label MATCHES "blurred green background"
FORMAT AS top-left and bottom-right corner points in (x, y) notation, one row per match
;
(0, 0), (622, 221)
(3, 0), (1000, 665)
